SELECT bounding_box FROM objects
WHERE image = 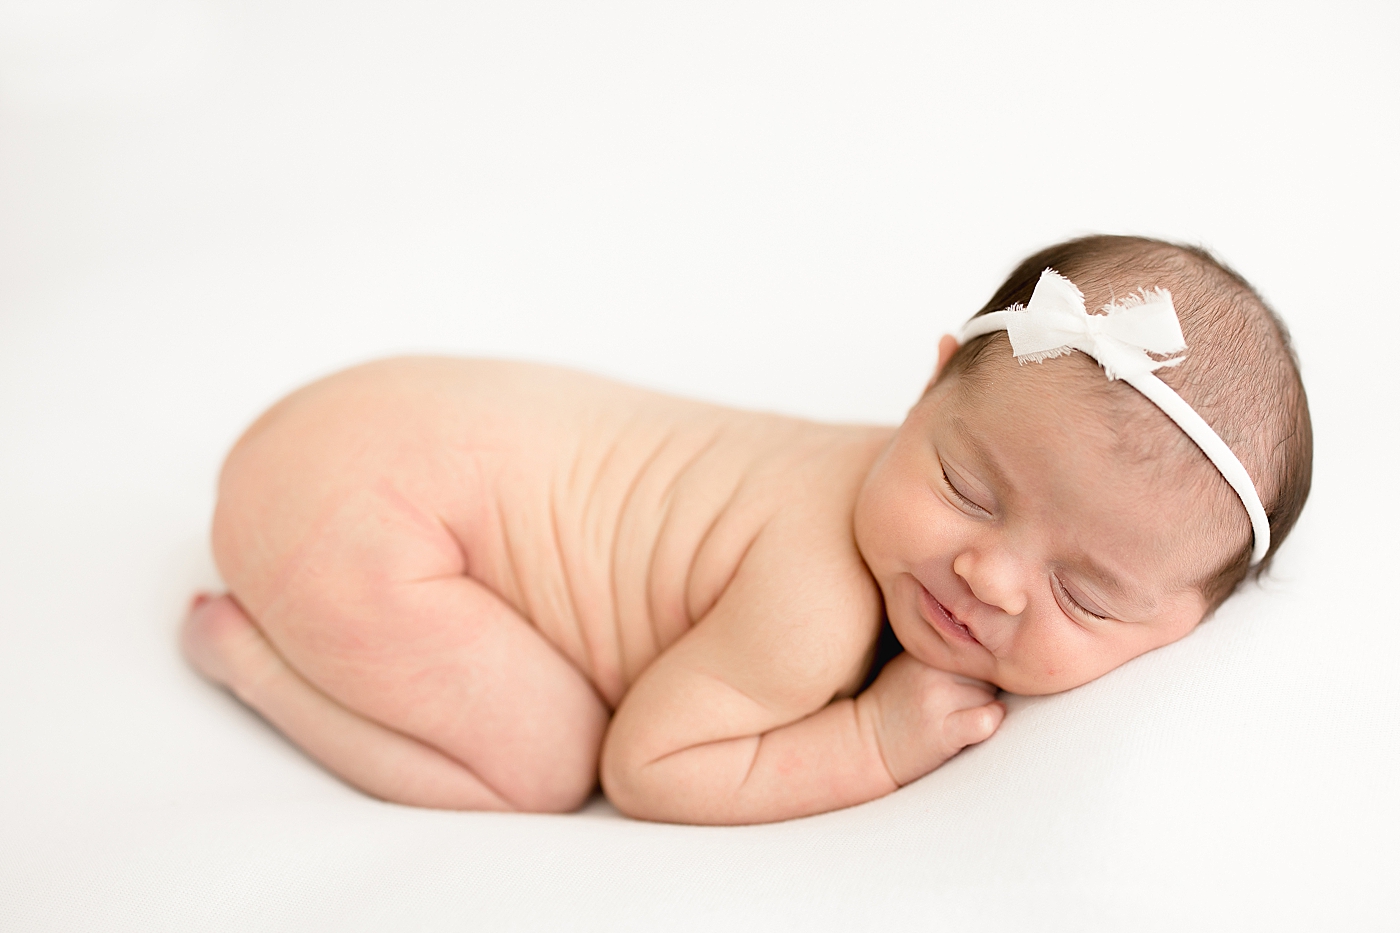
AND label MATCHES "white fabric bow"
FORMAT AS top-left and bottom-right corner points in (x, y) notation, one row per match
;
(997, 269), (1187, 381)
